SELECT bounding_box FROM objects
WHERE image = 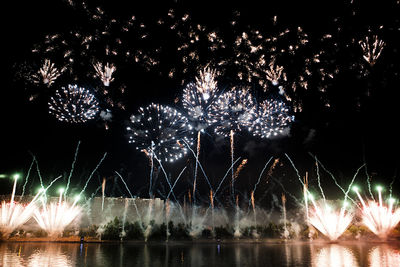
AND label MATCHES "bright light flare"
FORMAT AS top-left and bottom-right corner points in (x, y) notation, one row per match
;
(0, 202), (37, 237)
(354, 187), (400, 239)
(0, 186), (44, 238)
(33, 198), (81, 238)
(308, 198), (353, 241)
